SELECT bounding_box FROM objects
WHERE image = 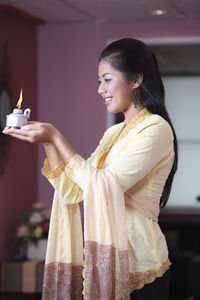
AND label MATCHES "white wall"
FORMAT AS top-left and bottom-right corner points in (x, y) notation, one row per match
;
(163, 76), (200, 206)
